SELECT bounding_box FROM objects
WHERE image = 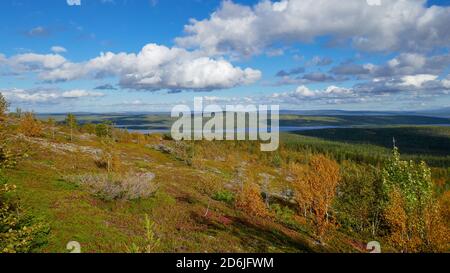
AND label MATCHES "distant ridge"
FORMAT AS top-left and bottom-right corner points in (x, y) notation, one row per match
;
(280, 108), (450, 118)
(35, 107), (450, 118)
